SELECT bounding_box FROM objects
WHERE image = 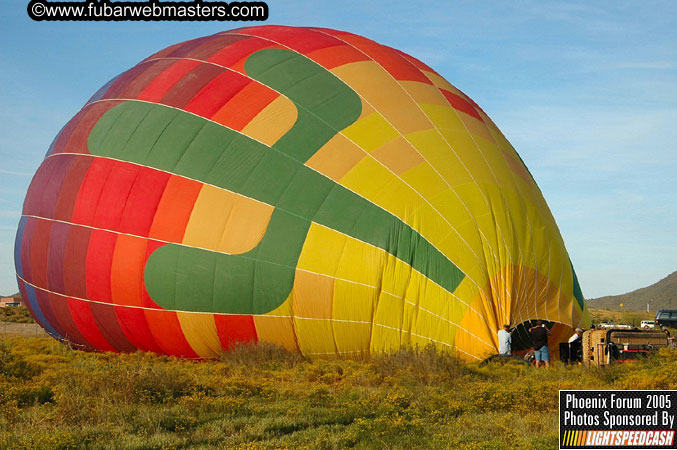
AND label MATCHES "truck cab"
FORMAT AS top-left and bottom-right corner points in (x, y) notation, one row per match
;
(655, 309), (677, 328)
